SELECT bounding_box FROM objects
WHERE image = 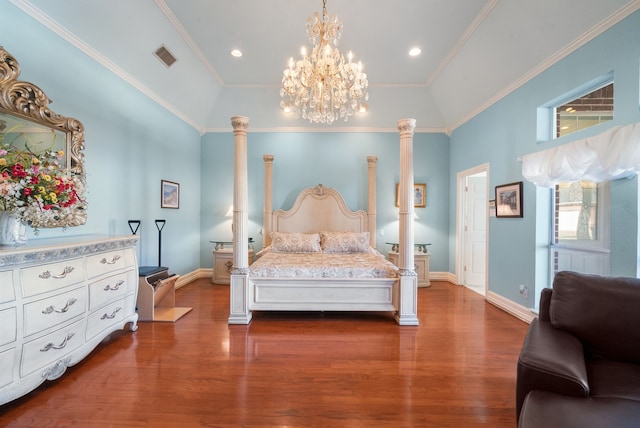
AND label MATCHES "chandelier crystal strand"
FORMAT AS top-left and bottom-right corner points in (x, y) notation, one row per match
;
(280, 0), (368, 124)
